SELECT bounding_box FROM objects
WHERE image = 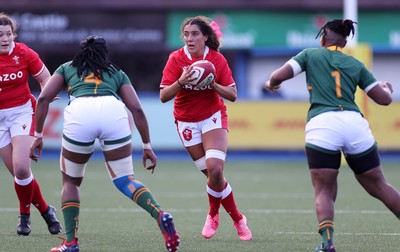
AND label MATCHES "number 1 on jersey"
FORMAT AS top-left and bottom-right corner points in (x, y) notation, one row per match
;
(331, 70), (342, 98)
